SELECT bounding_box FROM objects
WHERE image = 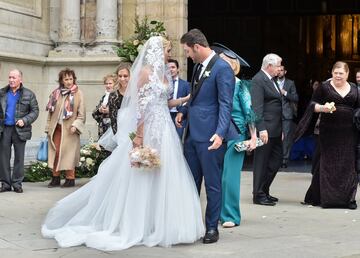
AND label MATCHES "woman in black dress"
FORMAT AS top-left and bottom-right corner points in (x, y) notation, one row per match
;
(108, 63), (131, 134)
(296, 61), (358, 209)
